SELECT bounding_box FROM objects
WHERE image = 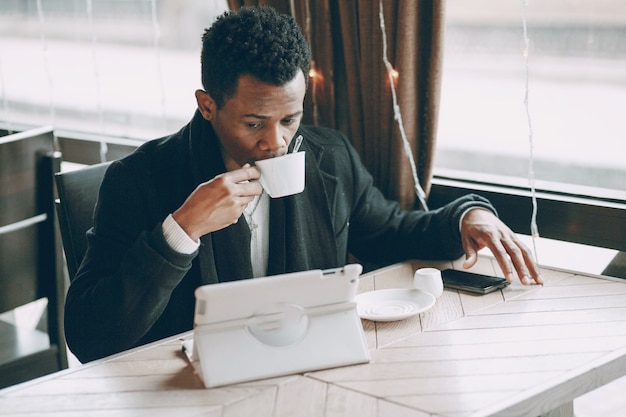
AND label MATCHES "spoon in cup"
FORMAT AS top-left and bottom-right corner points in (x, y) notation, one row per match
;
(292, 135), (303, 153)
